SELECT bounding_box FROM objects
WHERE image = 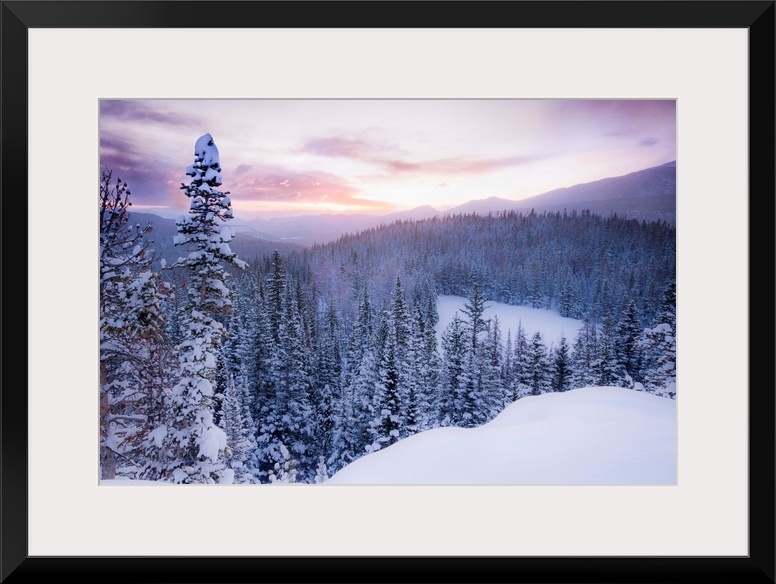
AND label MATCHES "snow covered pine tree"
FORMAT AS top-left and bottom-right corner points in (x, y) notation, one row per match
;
(165, 134), (247, 483)
(99, 171), (172, 480)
